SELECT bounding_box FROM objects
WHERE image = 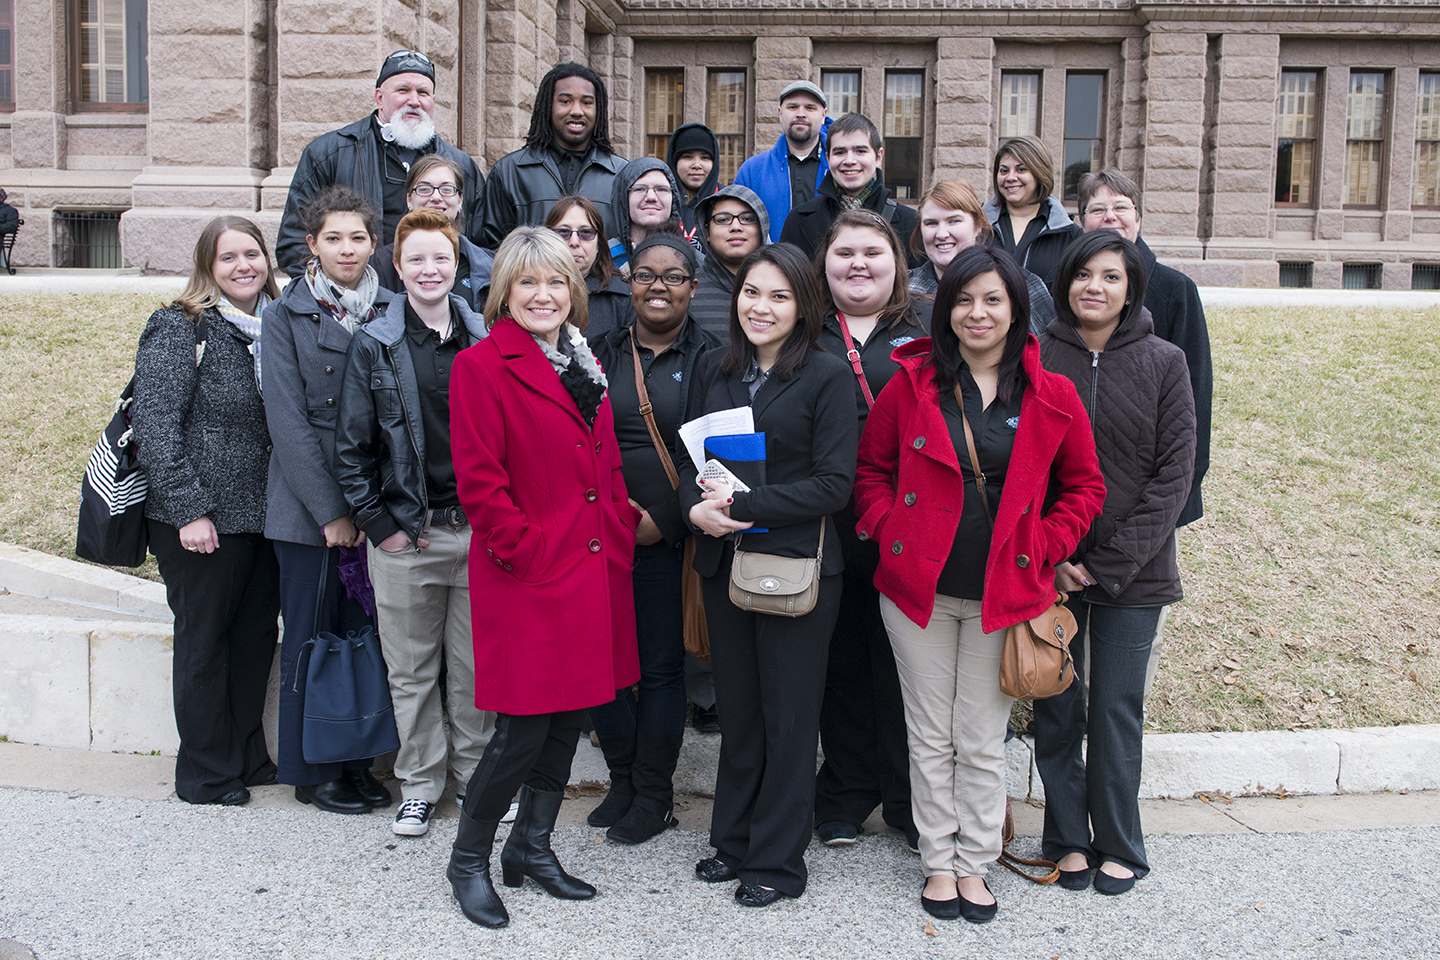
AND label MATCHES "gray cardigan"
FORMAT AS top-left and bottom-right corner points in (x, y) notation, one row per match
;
(132, 305), (271, 534)
(261, 279), (398, 546)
